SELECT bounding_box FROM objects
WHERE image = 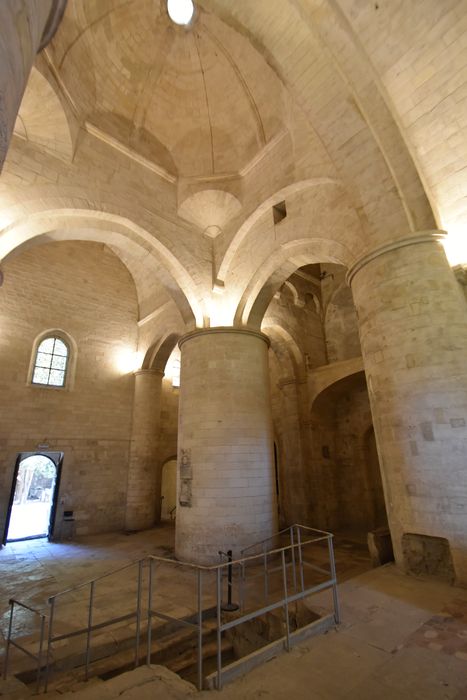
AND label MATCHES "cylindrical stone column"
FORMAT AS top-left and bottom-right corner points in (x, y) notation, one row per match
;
(348, 231), (467, 582)
(175, 328), (278, 564)
(125, 369), (164, 531)
(0, 0), (67, 170)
